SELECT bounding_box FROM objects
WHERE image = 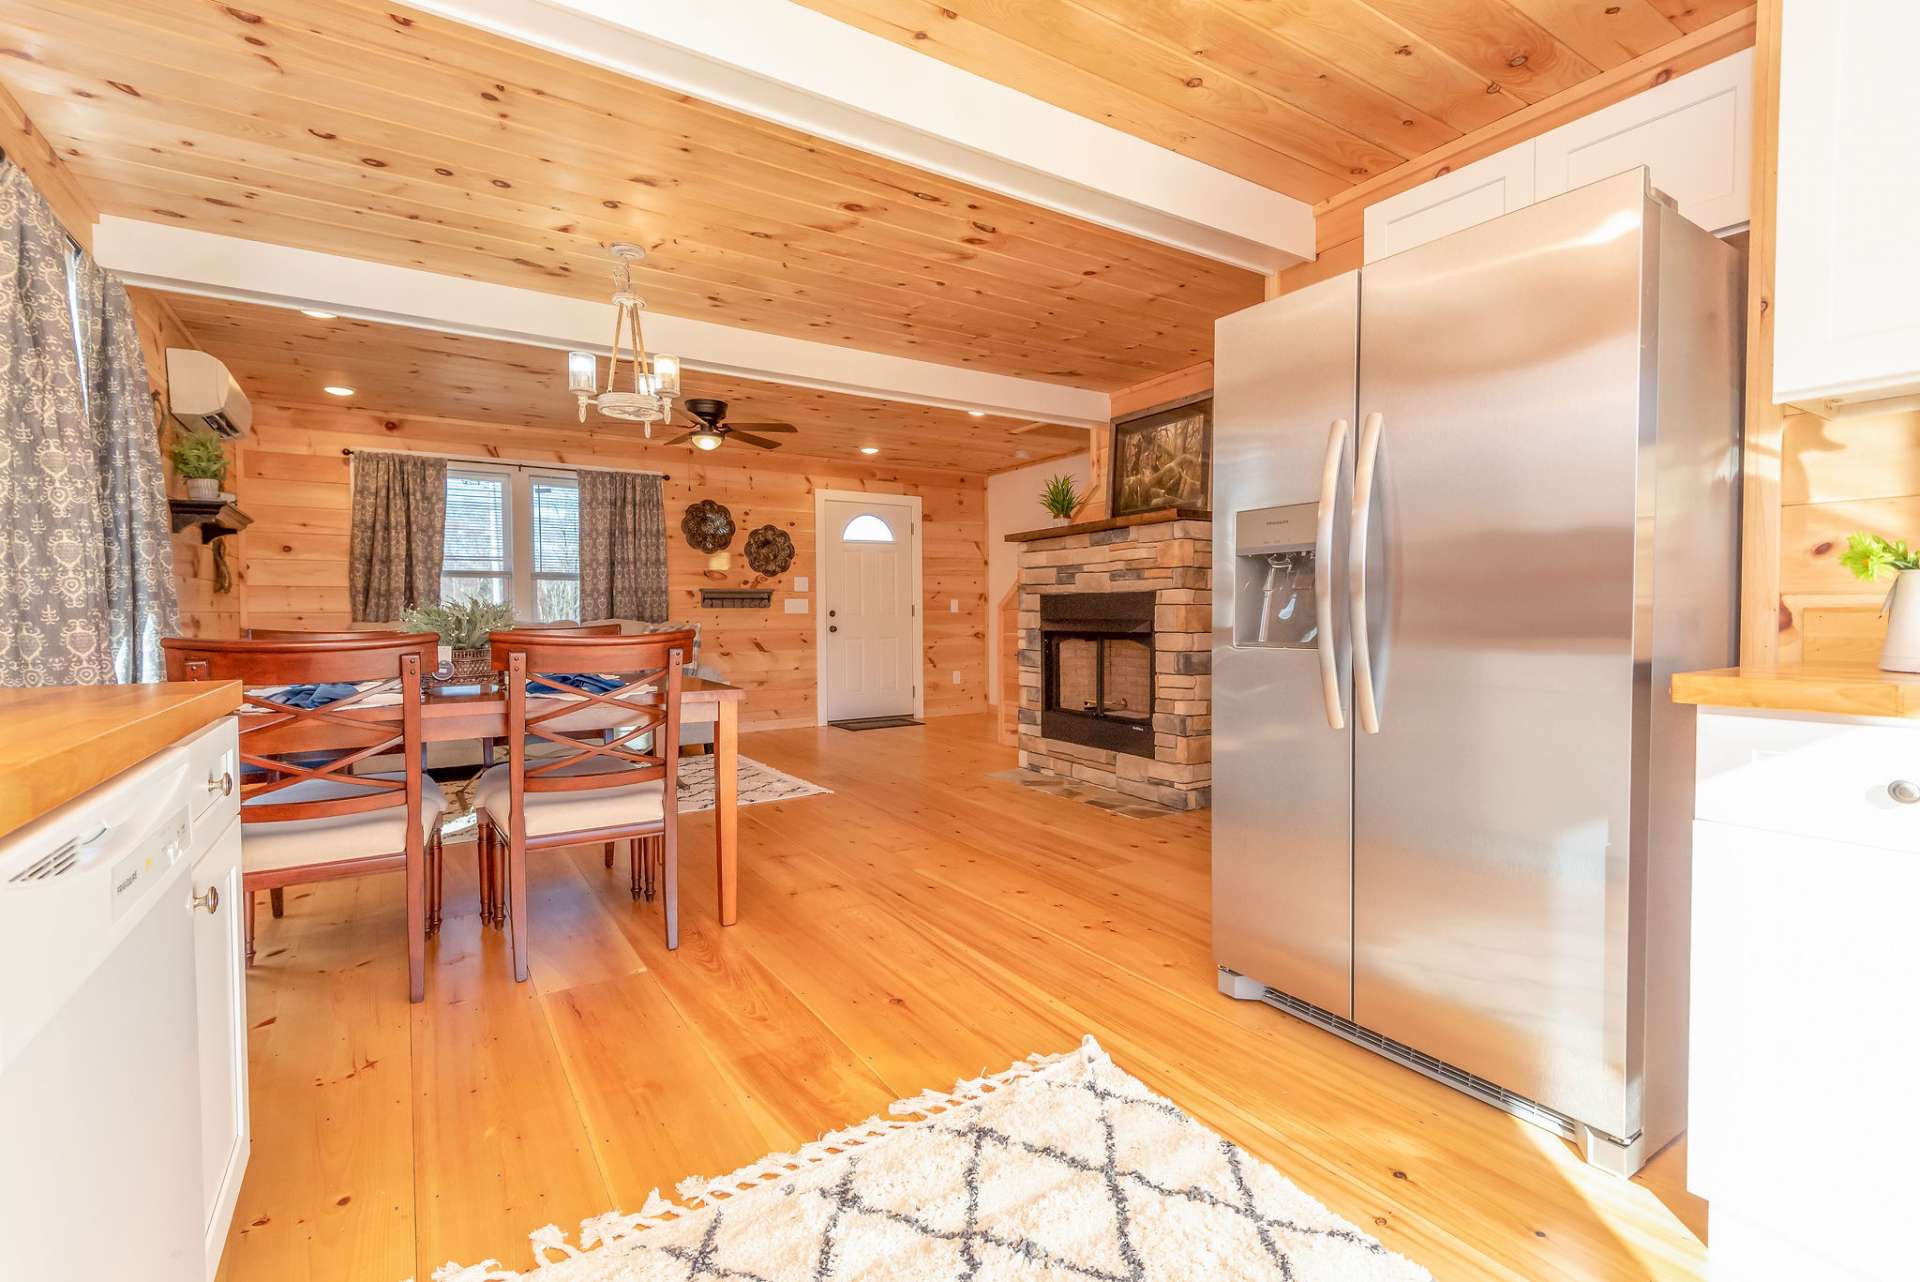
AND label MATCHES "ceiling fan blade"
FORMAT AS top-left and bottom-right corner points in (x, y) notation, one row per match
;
(726, 421), (797, 433)
(728, 430), (784, 450)
(659, 432), (694, 448)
